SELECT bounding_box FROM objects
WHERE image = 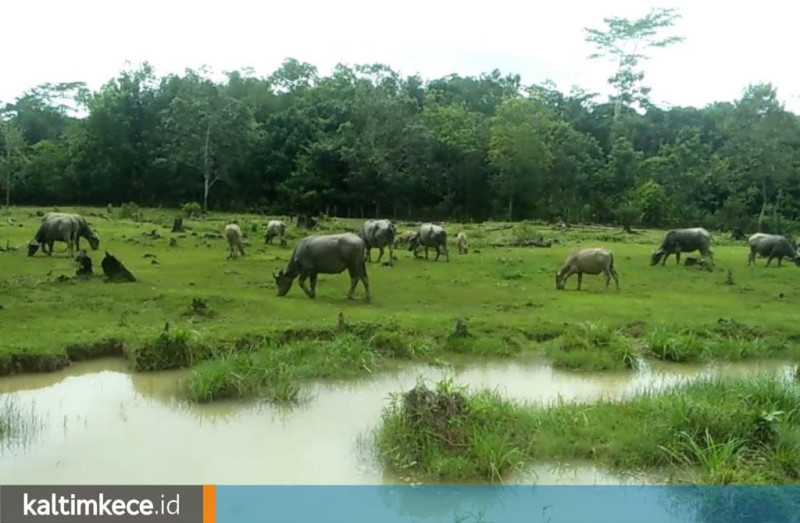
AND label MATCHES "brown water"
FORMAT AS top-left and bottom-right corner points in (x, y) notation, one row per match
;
(0, 357), (794, 485)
